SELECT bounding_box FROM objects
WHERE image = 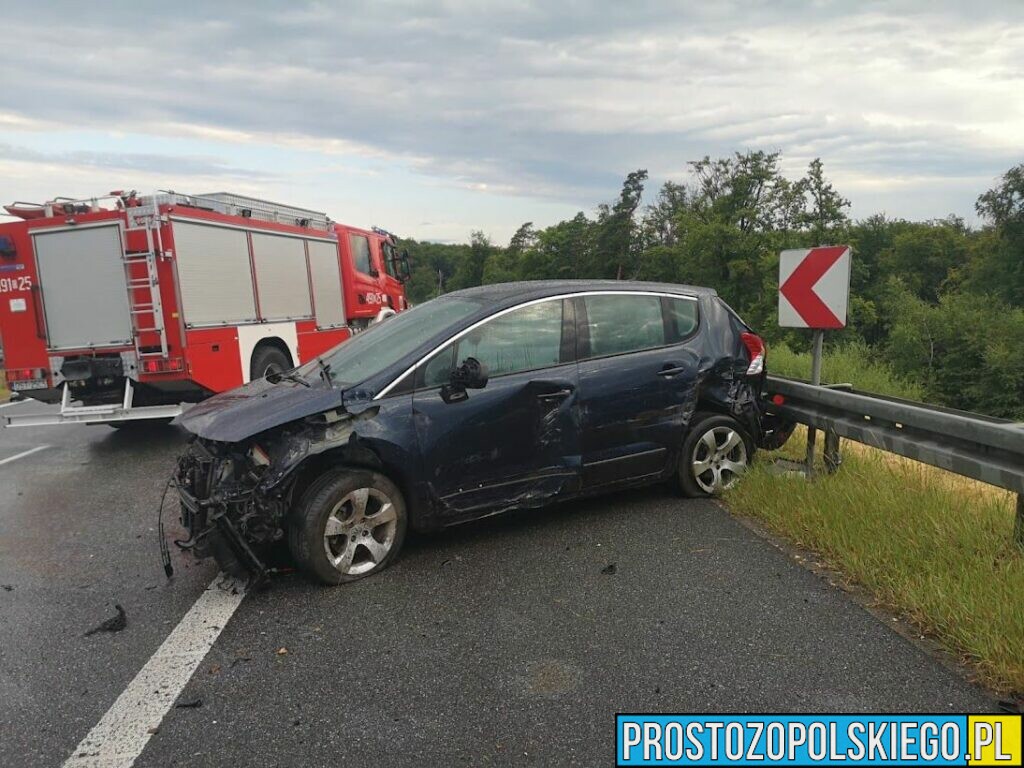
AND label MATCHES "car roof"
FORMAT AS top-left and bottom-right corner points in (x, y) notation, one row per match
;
(441, 279), (717, 304)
